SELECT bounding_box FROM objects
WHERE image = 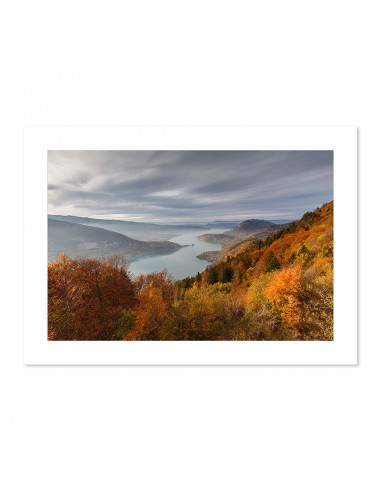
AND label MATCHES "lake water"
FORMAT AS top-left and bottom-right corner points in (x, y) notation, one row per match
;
(129, 228), (227, 279)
